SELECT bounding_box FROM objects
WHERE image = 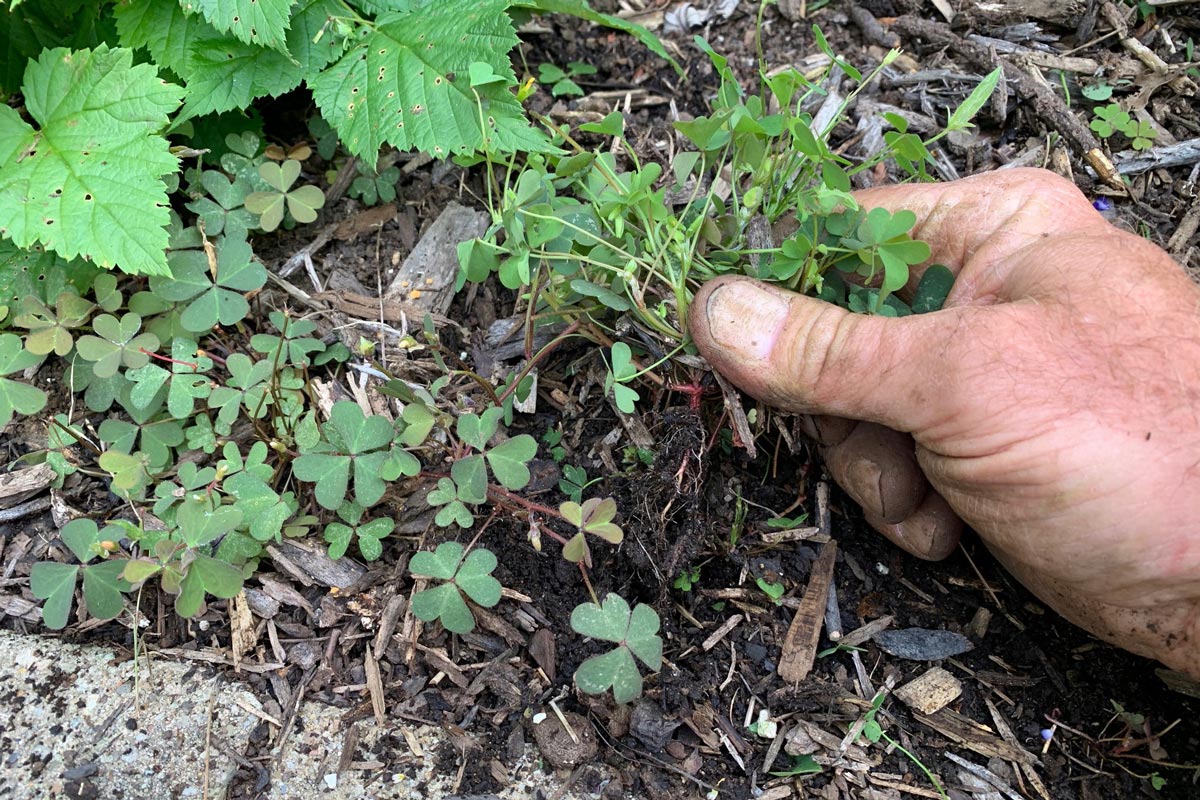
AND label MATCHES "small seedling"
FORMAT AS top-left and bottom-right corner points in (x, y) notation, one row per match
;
(570, 592), (663, 703)
(766, 513), (810, 529)
(409, 542), (503, 634)
(1090, 103), (1158, 151)
(770, 754), (822, 777)
(673, 565), (701, 592)
(349, 164), (401, 206)
(560, 496), (624, 567)
(537, 61), (597, 97)
(756, 577), (785, 604)
(860, 690), (947, 799)
(559, 463), (597, 503)
(324, 501), (395, 561)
